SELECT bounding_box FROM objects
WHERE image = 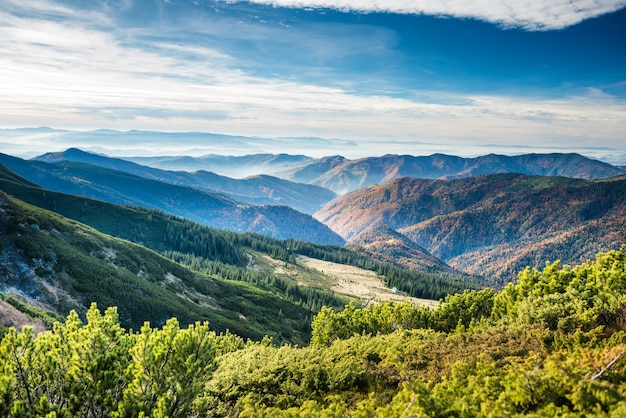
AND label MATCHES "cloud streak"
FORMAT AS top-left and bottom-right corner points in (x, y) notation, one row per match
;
(242, 0), (626, 30)
(0, 0), (625, 161)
